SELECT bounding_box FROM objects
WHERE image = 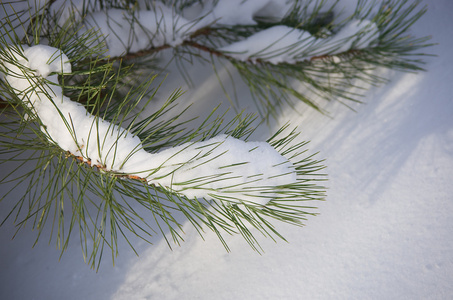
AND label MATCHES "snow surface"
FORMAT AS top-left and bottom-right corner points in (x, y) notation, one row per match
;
(1, 0), (453, 299)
